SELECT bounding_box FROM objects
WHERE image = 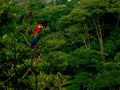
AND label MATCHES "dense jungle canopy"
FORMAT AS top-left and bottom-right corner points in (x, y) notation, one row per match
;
(0, 0), (120, 90)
